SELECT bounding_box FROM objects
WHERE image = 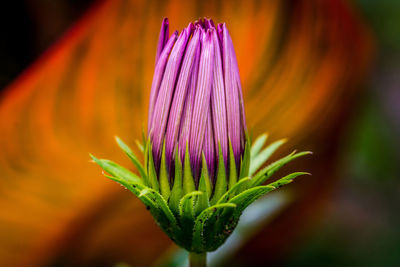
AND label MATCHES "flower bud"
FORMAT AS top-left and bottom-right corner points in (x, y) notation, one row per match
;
(148, 18), (247, 187)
